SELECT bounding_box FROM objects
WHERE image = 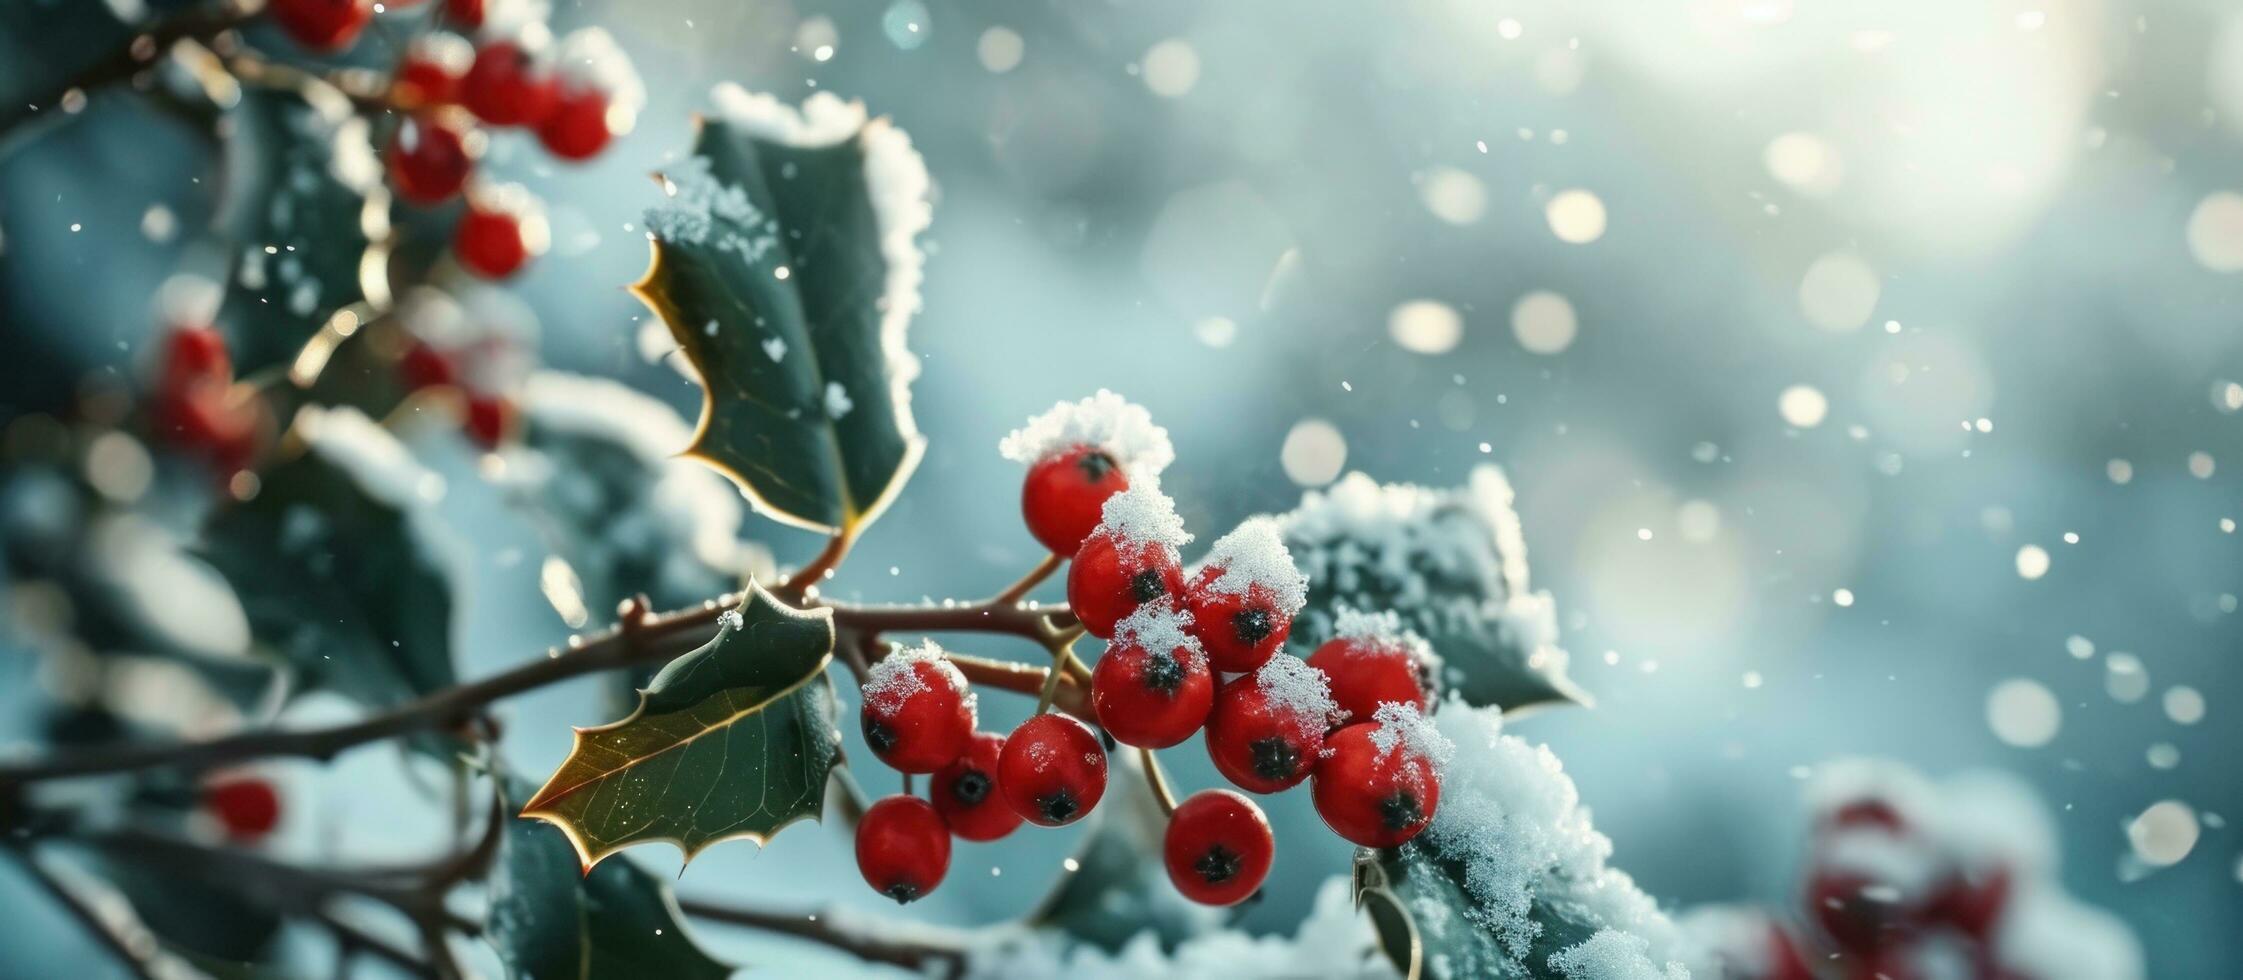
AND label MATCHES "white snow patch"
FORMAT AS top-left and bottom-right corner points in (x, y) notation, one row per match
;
(1254, 654), (1340, 729)
(295, 406), (443, 508)
(1111, 598), (1204, 670)
(865, 640), (970, 716)
(999, 389), (1175, 479)
(1368, 702), (1453, 773)
(1198, 517), (1308, 615)
(553, 28), (645, 119)
(964, 876), (1396, 979)
(1546, 929), (1689, 980)
(1093, 484), (1191, 549)
(824, 382), (853, 419)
